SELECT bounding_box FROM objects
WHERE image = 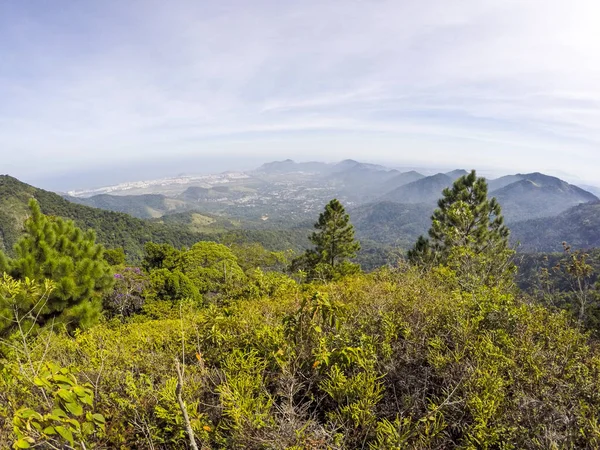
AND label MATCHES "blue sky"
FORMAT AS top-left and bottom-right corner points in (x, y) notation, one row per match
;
(1, 0), (600, 188)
